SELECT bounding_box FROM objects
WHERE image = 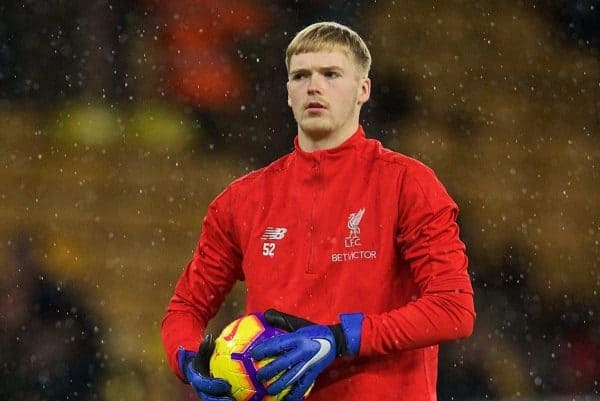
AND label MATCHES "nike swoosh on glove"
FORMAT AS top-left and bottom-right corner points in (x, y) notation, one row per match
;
(178, 334), (234, 401)
(250, 309), (364, 401)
